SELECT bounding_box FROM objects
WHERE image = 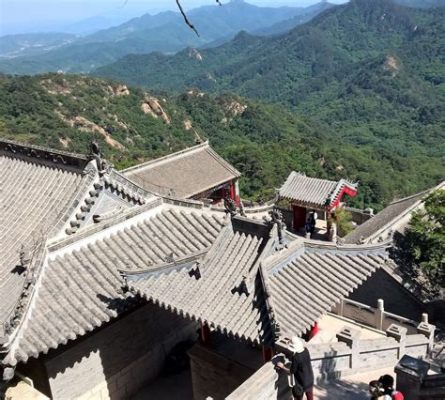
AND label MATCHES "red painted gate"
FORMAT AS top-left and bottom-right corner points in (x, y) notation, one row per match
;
(292, 205), (306, 231)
